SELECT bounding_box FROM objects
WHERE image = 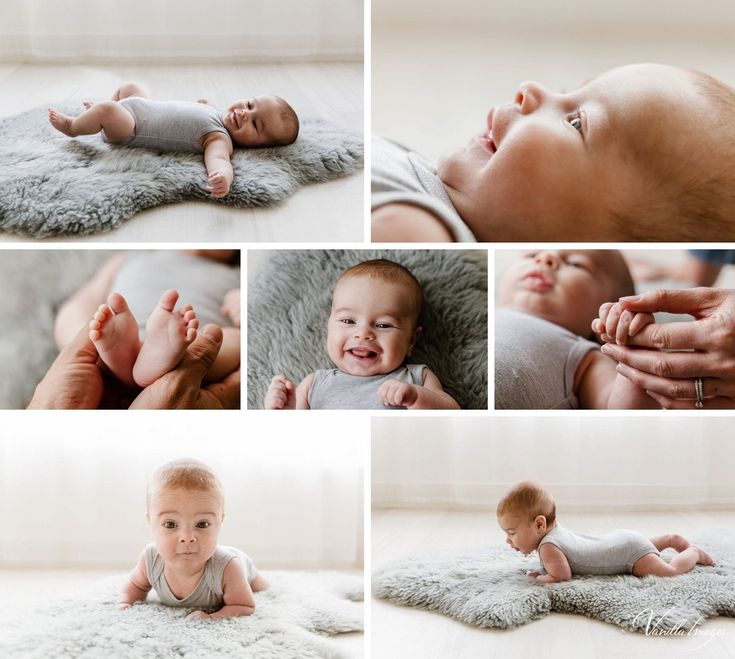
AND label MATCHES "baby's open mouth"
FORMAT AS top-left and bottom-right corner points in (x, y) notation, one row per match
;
(486, 131), (497, 154)
(348, 347), (379, 360)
